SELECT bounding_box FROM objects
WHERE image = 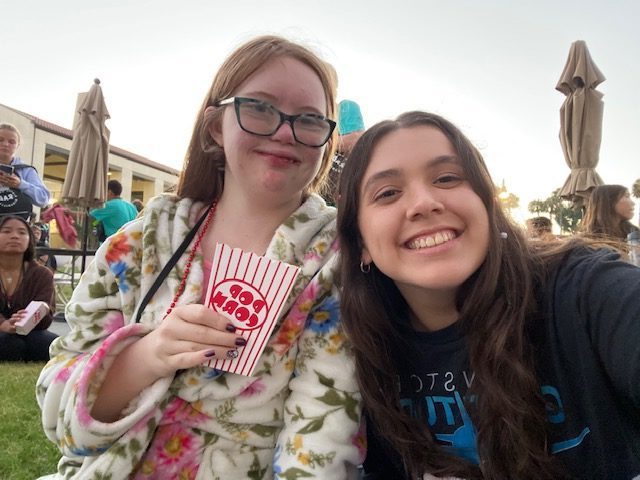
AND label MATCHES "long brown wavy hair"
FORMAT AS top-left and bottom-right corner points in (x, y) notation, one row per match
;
(177, 35), (337, 203)
(337, 111), (572, 479)
(580, 184), (638, 241)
